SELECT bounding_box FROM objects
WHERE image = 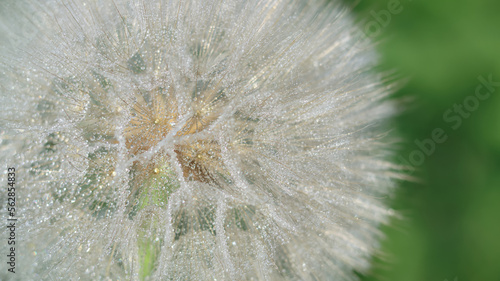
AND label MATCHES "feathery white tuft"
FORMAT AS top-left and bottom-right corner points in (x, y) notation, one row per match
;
(0, 0), (397, 280)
